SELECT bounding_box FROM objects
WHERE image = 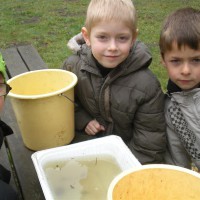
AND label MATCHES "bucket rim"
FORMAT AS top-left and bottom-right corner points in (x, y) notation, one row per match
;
(7, 69), (78, 99)
(107, 164), (200, 199)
